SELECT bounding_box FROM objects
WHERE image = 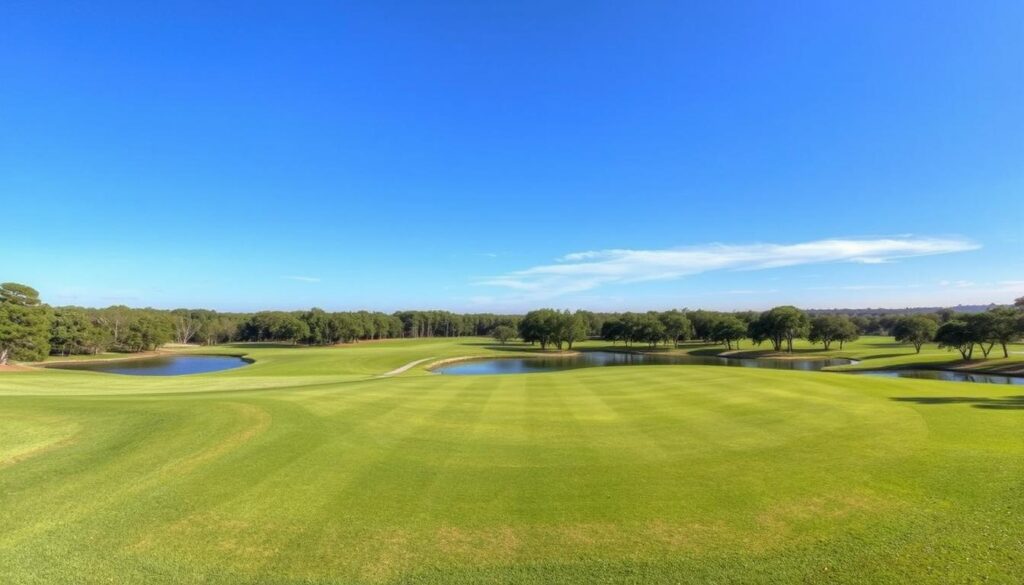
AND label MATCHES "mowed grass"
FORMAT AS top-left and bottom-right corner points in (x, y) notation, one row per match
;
(1, 338), (1022, 584)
